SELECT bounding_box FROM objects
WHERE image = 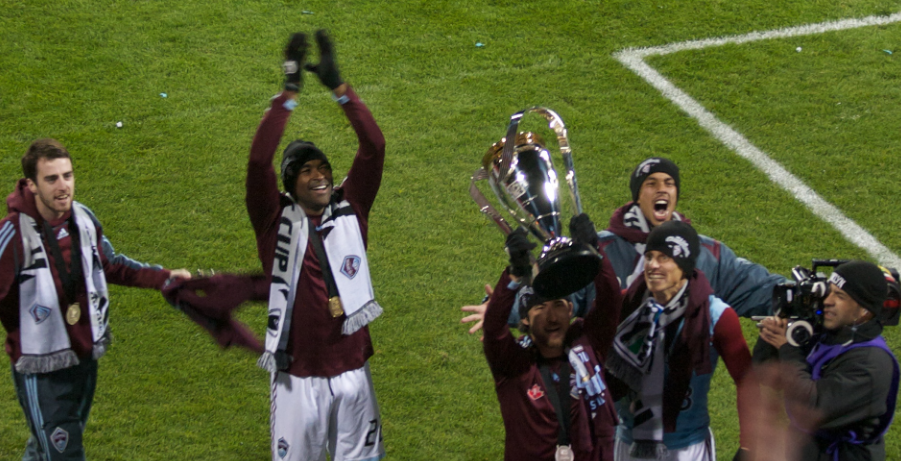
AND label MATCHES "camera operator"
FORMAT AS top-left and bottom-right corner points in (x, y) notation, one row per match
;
(757, 260), (900, 461)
